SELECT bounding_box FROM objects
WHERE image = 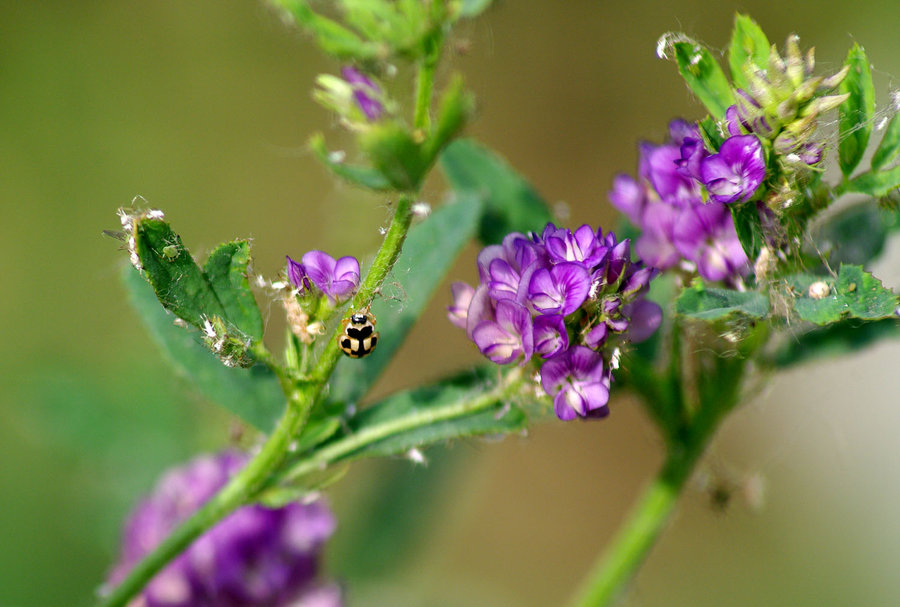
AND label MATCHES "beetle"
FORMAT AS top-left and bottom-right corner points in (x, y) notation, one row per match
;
(338, 311), (379, 358)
